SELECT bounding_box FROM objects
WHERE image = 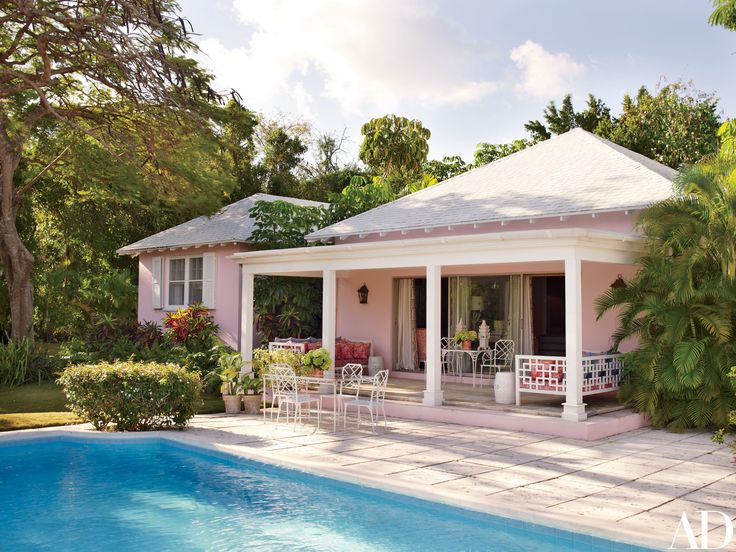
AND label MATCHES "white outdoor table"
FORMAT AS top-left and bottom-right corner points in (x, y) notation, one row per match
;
(442, 348), (491, 387)
(262, 373), (374, 433)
